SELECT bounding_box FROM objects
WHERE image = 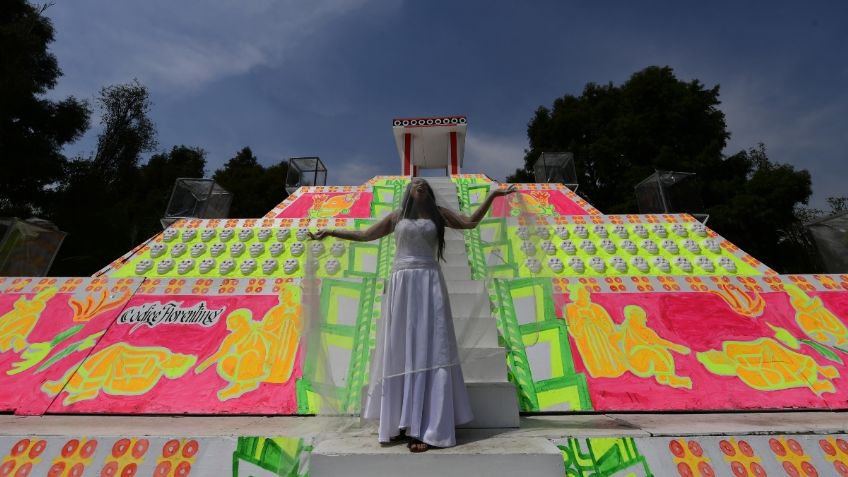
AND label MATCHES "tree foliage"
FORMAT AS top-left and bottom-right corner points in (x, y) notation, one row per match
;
(0, 4), (289, 276)
(512, 66), (816, 272)
(50, 142), (206, 276)
(48, 80), (204, 275)
(0, 0), (90, 217)
(92, 80), (157, 186)
(213, 147), (288, 218)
